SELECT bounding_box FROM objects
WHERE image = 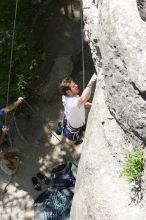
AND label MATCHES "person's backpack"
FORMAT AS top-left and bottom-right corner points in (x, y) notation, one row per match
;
(34, 162), (75, 220)
(51, 162), (75, 188)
